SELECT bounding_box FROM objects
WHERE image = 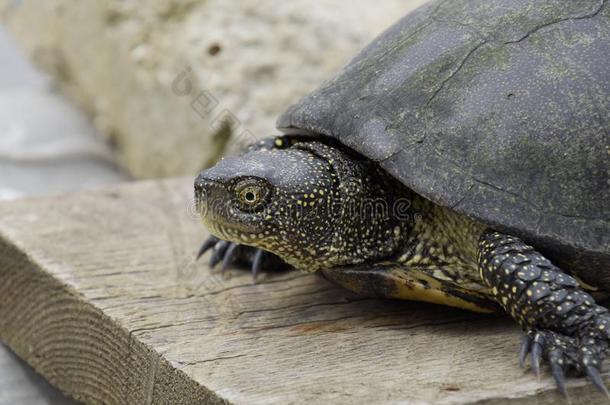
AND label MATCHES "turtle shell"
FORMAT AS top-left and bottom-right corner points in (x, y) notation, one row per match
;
(277, 0), (610, 287)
